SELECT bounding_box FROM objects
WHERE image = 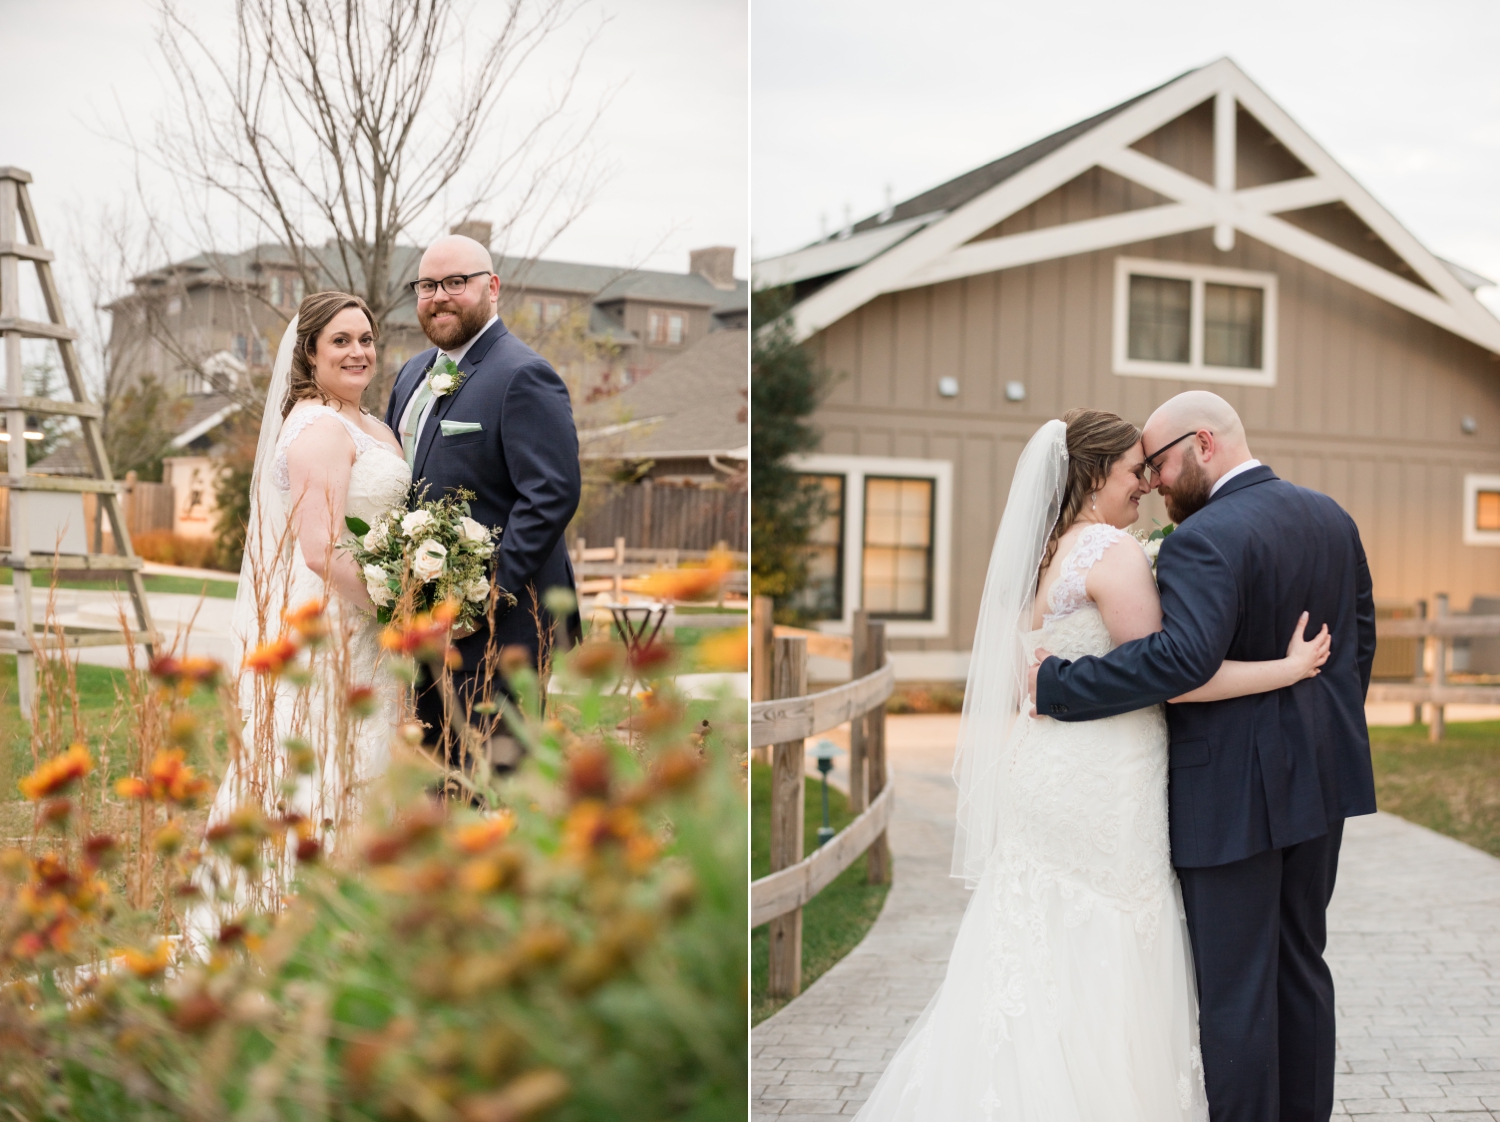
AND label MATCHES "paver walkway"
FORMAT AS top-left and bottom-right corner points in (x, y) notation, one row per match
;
(753, 713), (1500, 1121)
